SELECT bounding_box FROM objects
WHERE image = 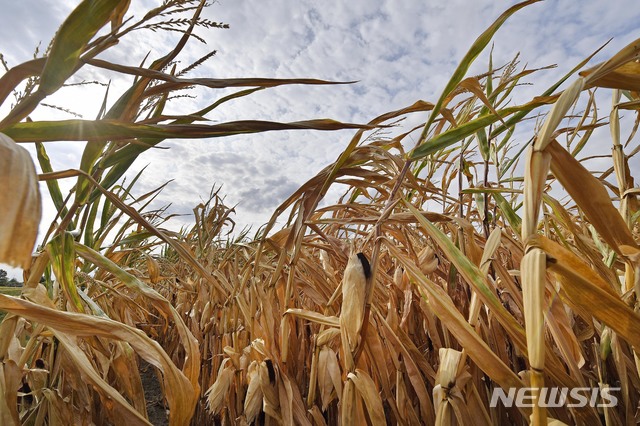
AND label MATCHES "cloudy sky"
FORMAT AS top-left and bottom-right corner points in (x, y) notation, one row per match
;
(1, 0), (639, 275)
